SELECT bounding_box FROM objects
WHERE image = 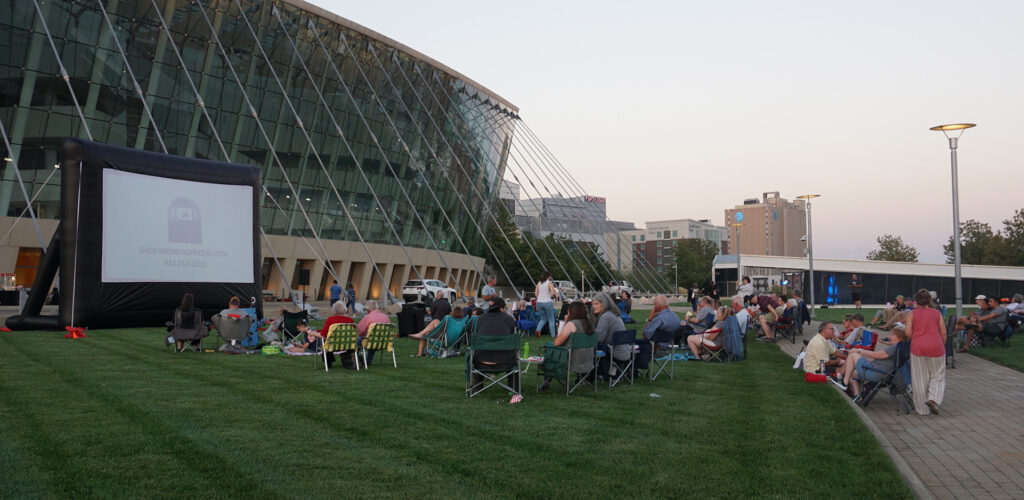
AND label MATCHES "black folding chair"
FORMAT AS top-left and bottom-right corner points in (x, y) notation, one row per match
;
(280, 310), (308, 344)
(855, 344), (914, 415)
